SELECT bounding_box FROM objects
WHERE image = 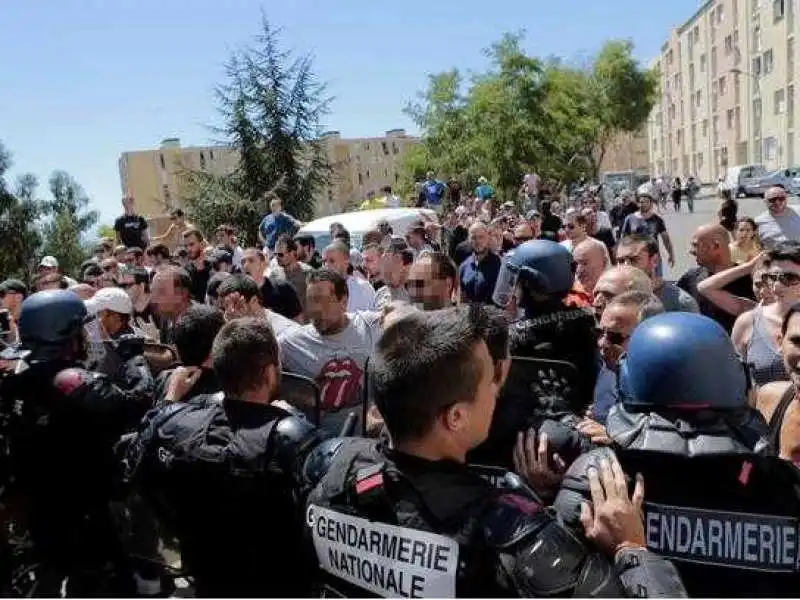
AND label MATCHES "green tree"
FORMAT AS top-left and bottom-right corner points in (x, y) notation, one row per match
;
(0, 143), (43, 281)
(181, 17), (332, 243)
(96, 224), (116, 241)
(40, 171), (98, 277)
